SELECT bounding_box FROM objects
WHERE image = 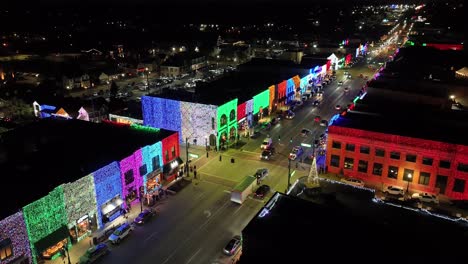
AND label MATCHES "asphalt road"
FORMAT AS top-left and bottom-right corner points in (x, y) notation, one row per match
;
(100, 180), (261, 264)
